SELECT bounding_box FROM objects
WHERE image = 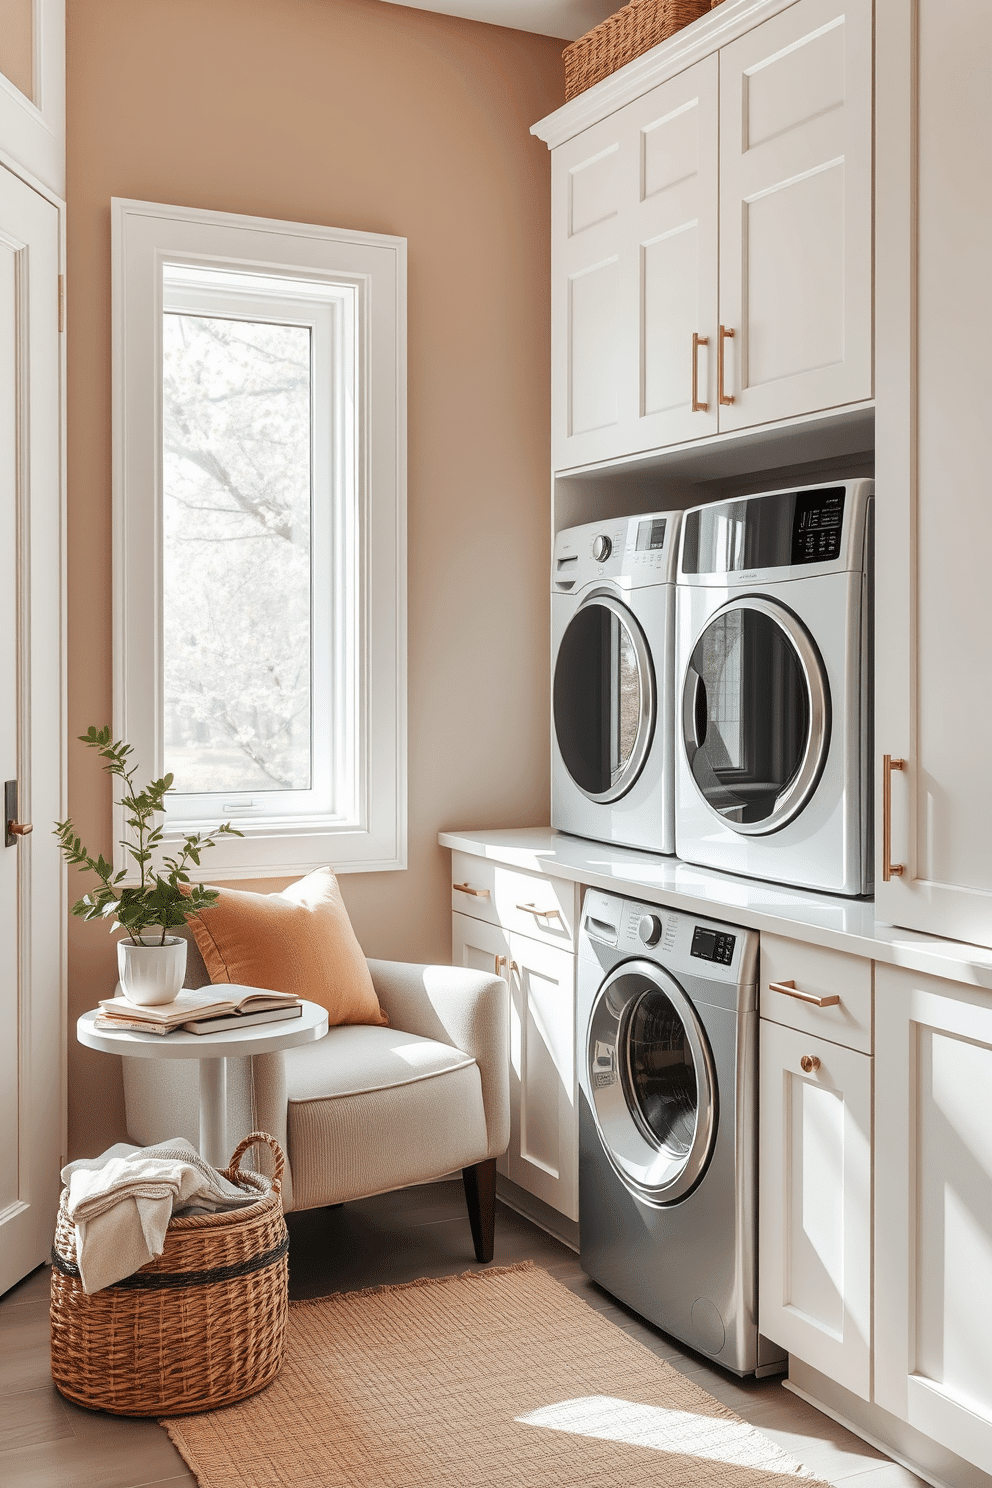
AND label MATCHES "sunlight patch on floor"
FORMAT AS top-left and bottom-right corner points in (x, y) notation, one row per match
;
(516, 1395), (795, 1470)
